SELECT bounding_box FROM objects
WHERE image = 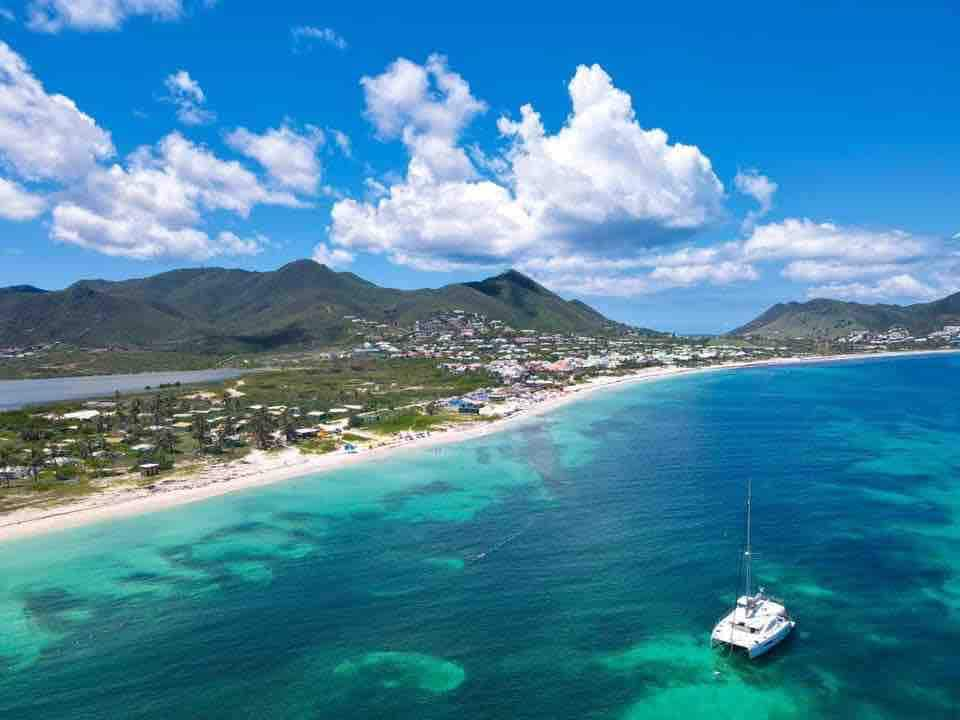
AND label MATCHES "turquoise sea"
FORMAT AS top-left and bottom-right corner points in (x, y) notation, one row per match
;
(1, 354), (959, 719)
